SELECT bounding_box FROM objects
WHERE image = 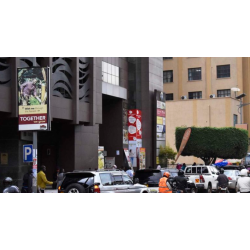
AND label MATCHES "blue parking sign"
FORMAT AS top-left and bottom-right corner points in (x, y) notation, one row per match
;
(23, 145), (33, 162)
